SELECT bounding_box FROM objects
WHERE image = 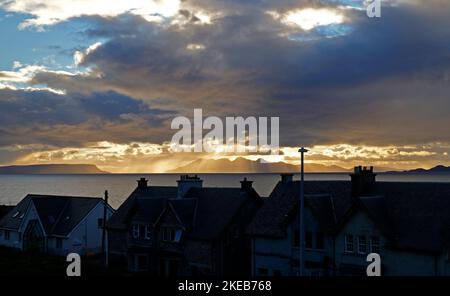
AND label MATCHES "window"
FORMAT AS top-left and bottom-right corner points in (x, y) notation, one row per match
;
(4, 230), (10, 240)
(161, 227), (182, 242)
(345, 234), (354, 253)
(145, 225), (151, 240)
(370, 236), (380, 253)
(305, 231), (313, 249)
(132, 224), (140, 238)
(358, 236), (367, 254)
(139, 225), (145, 238)
(257, 268), (268, 276)
(97, 218), (104, 229)
(56, 238), (63, 249)
(316, 232), (325, 250)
